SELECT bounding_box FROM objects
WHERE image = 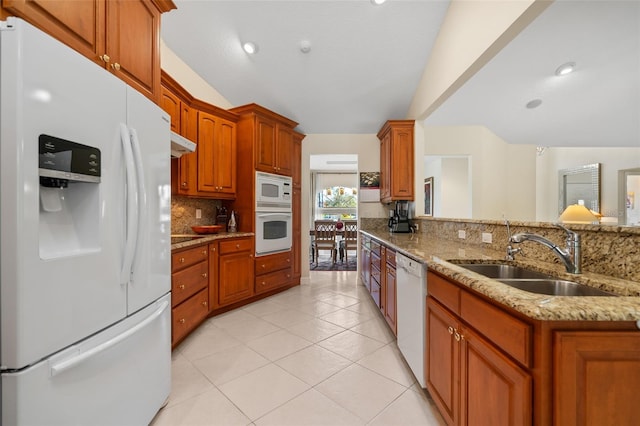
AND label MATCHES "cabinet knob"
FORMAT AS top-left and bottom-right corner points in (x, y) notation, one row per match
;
(179, 257), (185, 263)
(179, 284), (185, 290)
(202, 250), (207, 255)
(99, 54), (110, 63)
(261, 281), (266, 286)
(261, 264), (266, 269)
(202, 301), (208, 307)
(236, 244), (240, 249)
(448, 326), (454, 335)
(181, 182), (187, 187)
(110, 62), (121, 71)
(202, 273), (207, 278)
(454, 330), (462, 342)
(286, 258), (290, 263)
(179, 318), (186, 324)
